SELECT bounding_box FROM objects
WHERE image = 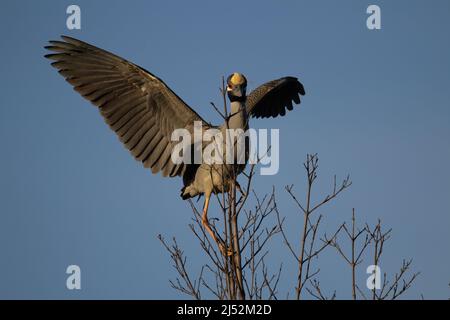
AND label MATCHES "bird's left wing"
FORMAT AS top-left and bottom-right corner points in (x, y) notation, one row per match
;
(45, 36), (209, 177)
(246, 77), (305, 119)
